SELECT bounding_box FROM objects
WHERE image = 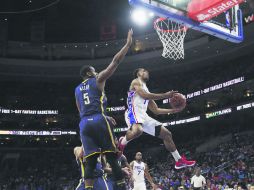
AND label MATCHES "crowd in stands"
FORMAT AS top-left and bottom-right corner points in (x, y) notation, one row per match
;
(0, 149), (78, 190)
(148, 133), (254, 190)
(0, 132), (253, 190)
